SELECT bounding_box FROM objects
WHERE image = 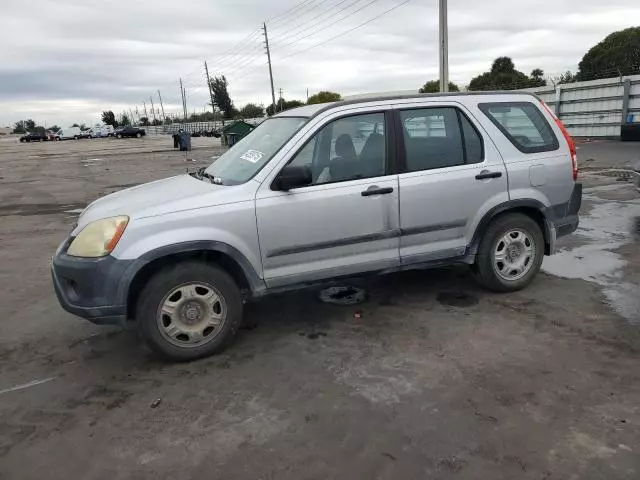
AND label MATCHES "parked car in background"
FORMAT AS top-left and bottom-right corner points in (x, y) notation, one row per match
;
(114, 126), (146, 138)
(79, 130), (92, 139)
(88, 124), (115, 138)
(54, 126), (82, 141)
(19, 132), (48, 142)
(51, 91), (582, 361)
(634, 162), (640, 193)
